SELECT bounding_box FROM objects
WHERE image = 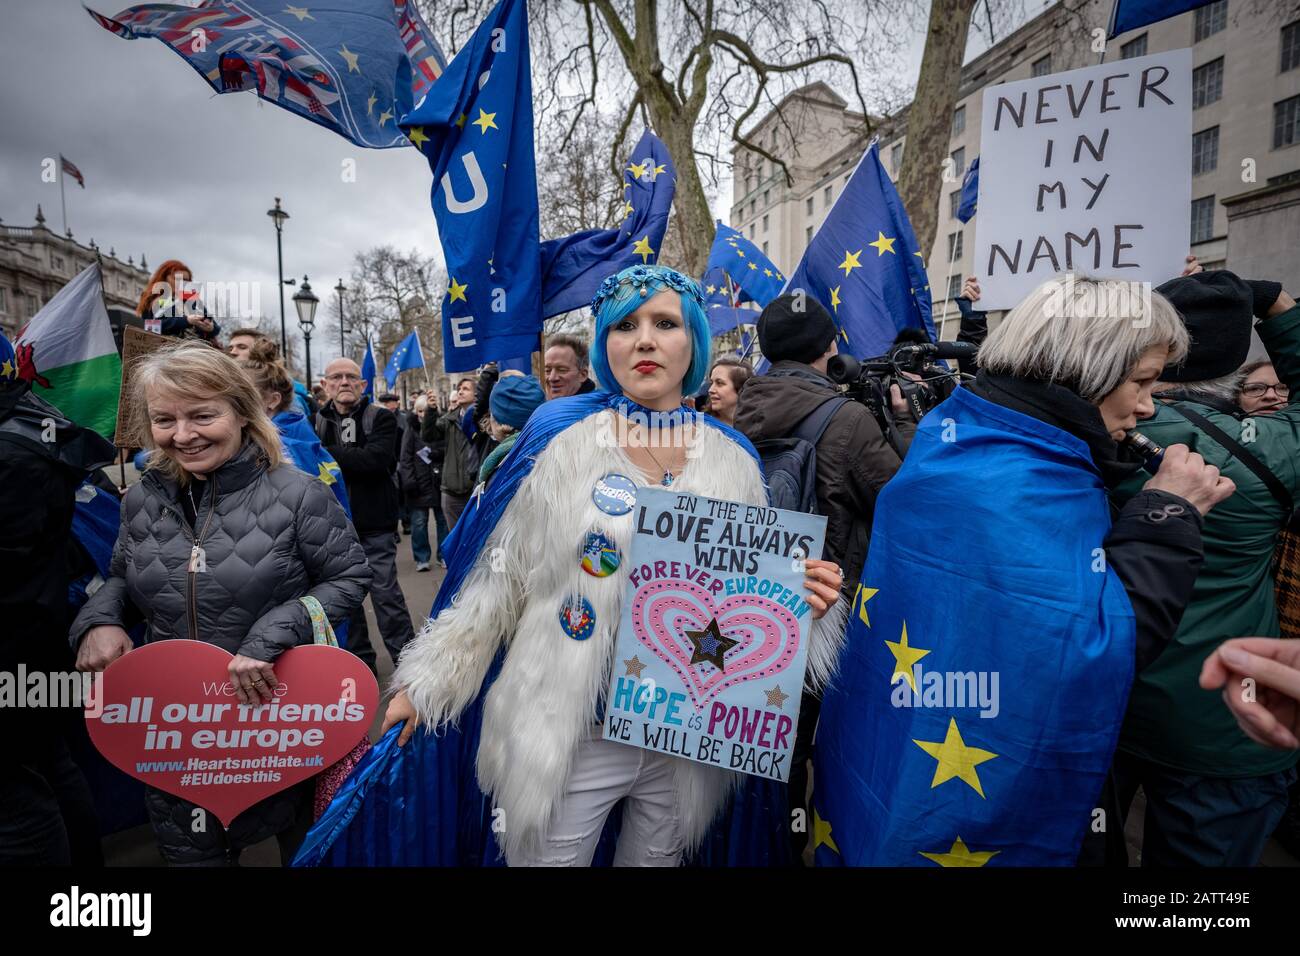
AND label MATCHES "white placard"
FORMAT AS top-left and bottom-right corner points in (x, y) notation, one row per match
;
(974, 49), (1192, 311)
